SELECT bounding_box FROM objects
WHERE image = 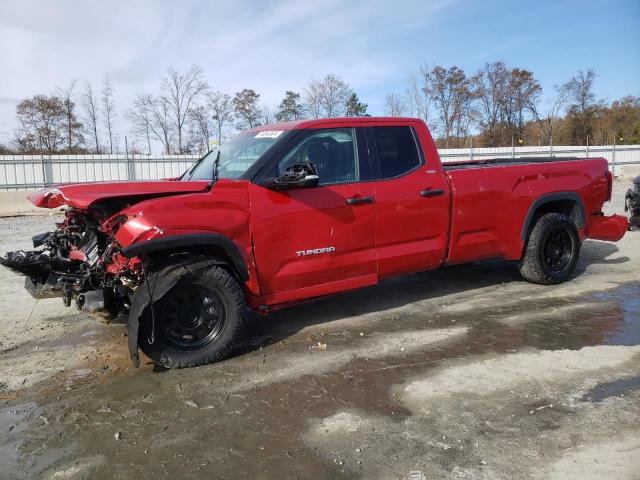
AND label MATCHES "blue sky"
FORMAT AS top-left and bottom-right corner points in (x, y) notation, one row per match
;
(0, 0), (638, 147)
